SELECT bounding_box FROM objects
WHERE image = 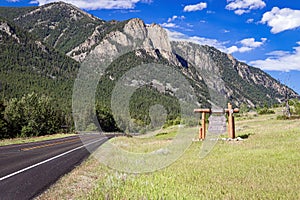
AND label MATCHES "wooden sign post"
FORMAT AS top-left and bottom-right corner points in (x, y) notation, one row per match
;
(225, 103), (239, 139)
(194, 103), (239, 140)
(193, 109), (210, 140)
